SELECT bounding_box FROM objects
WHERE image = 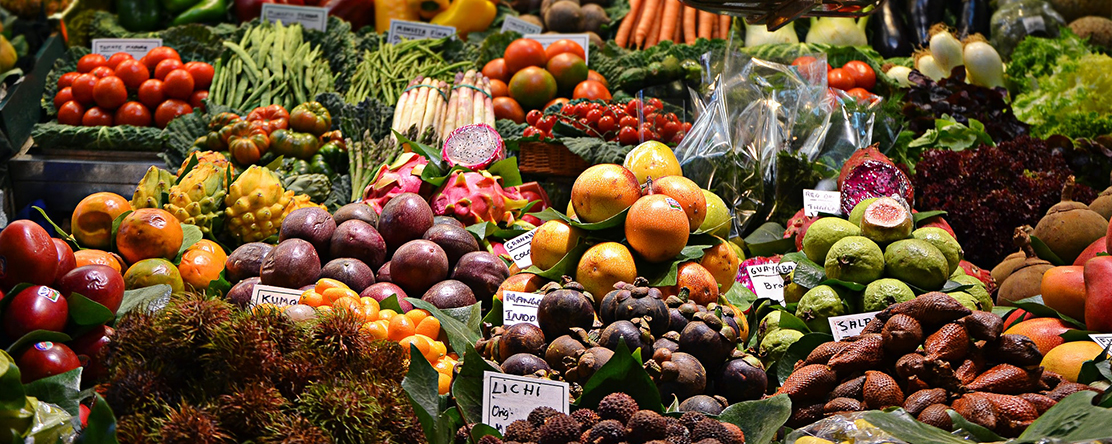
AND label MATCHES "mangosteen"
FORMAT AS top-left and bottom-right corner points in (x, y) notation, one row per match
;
(545, 334), (589, 373)
(565, 347), (614, 382)
(652, 333), (680, 355)
(678, 311), (737, 370)
(499, 323), (547, 359)
(611, 277), (669, 335)
(678, 395), (727, 415)
(501, 353), (551, 375)
(598, 320), (651, 352)
(656, 351), (706, 403)
(536, 278), (596, 342)
(715, 355), (768, 403)
(667, 308), (690, 332)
